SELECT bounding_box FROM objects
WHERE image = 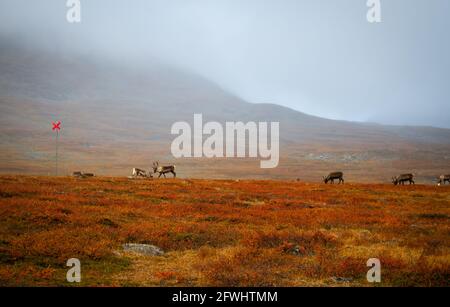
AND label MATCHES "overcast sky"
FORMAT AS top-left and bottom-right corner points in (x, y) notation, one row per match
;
(1, 0), (449, 128)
